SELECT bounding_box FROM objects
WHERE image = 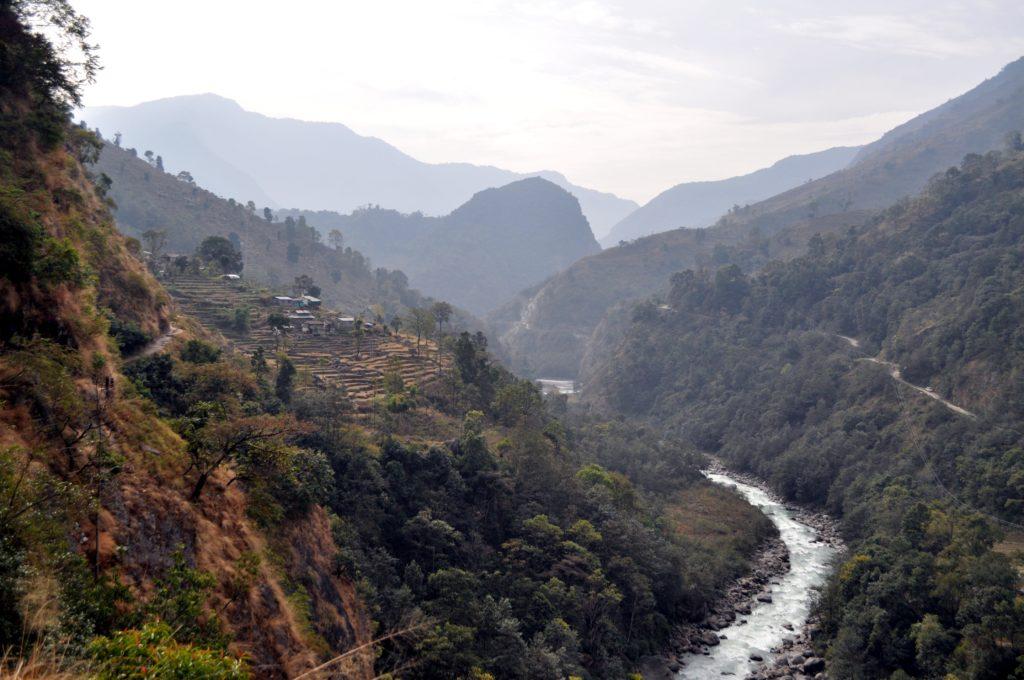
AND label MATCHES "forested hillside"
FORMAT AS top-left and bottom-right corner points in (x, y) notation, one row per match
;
(283, 177), (601, 314)
(588, 147), (1024, 677)
(92, 141), (449, 322)
(495, 57), (1024, 379)
(601, 145), (860, 247)
(82, 94), (638, 237)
